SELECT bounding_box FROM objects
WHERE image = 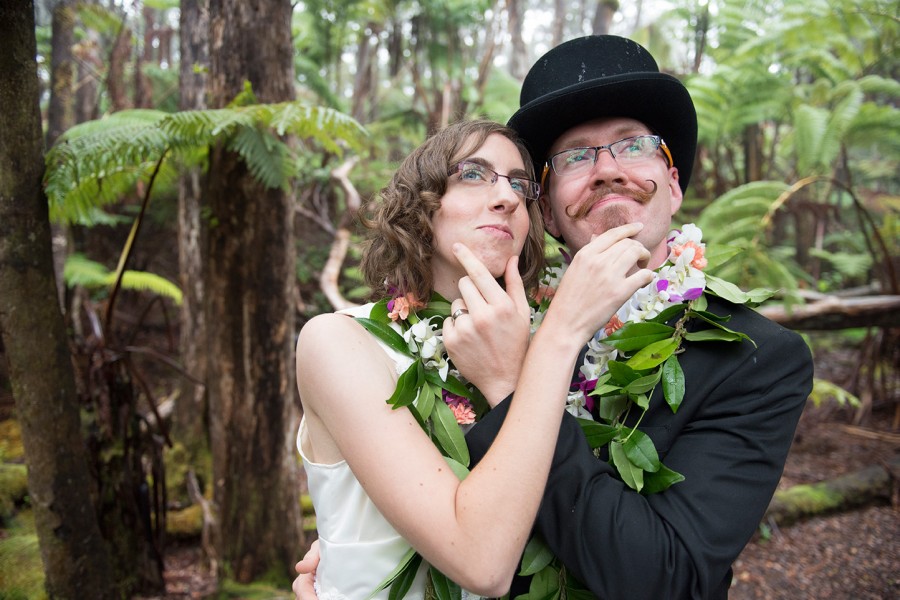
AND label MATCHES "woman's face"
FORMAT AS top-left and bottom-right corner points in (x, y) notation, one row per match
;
(430, 133), (534, 299)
